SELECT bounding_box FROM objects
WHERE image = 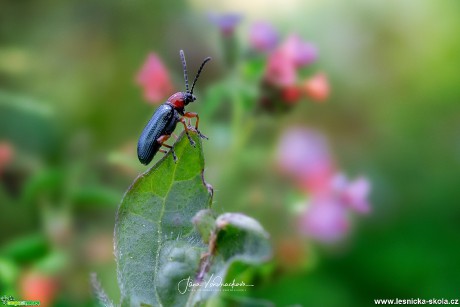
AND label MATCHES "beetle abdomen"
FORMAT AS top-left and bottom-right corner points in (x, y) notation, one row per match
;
(137, 142), (161, 165)
(137, 104), (174, 165)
